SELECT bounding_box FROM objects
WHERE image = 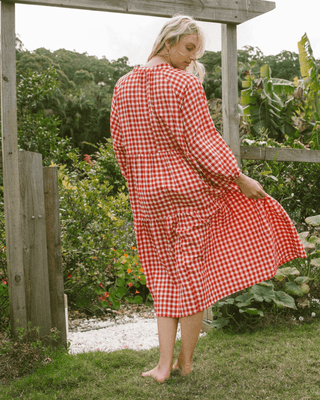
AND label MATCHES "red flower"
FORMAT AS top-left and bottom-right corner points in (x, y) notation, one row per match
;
(68, 273), (72, 278)
(2, 279), (7, 285)
(128, 282), (133, 287)
(99, 283), (103, 288)
(100, 292), (109, 301)
(84, 154), (93, 164)
(135, 290), (140, 294)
